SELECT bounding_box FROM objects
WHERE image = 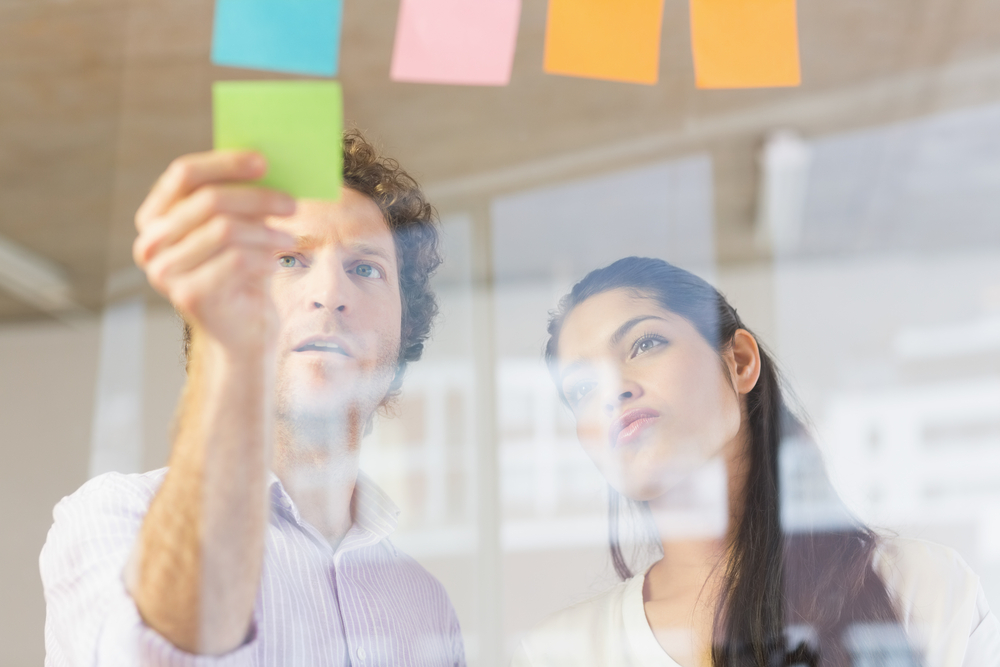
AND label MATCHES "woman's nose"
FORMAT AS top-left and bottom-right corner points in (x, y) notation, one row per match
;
(604, 382), (640, 411)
